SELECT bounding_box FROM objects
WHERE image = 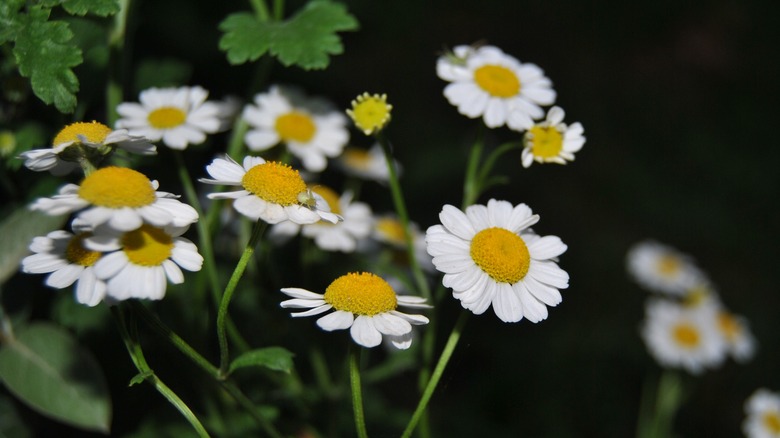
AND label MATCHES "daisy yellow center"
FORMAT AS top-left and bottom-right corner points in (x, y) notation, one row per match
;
(376, 217), (406, 246)
(716, 312), (740, 342)
(241, 162), (306, 206)
(147, 107), (187, 129)
(65, 233), (101, 267)
(121, 224), (173, 266)
(78, 166), (156, 208)
(656, 255), (681, 278)
(470, 227), (530, 284)
(763, 412), (780, 434)
(311, 186), (341, 215)
(275, 112), (316, 143)
(527, 126), (564, 158)
(474, 64), (521, 98)
(323, 272), (397, 316)
(348, 93), (392, 135)
(671, 322), (700, 349)
(53, 121), (112, 146)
